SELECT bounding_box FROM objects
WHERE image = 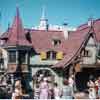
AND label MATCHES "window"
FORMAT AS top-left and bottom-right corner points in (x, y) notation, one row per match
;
(19, 51), (26, 63)
(47, 51), (56, 60)
(81, 49), (91, 57)
(0, 52), (4, 69)
(9, 51), (16, 63)
(52, 39), (61, 46)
